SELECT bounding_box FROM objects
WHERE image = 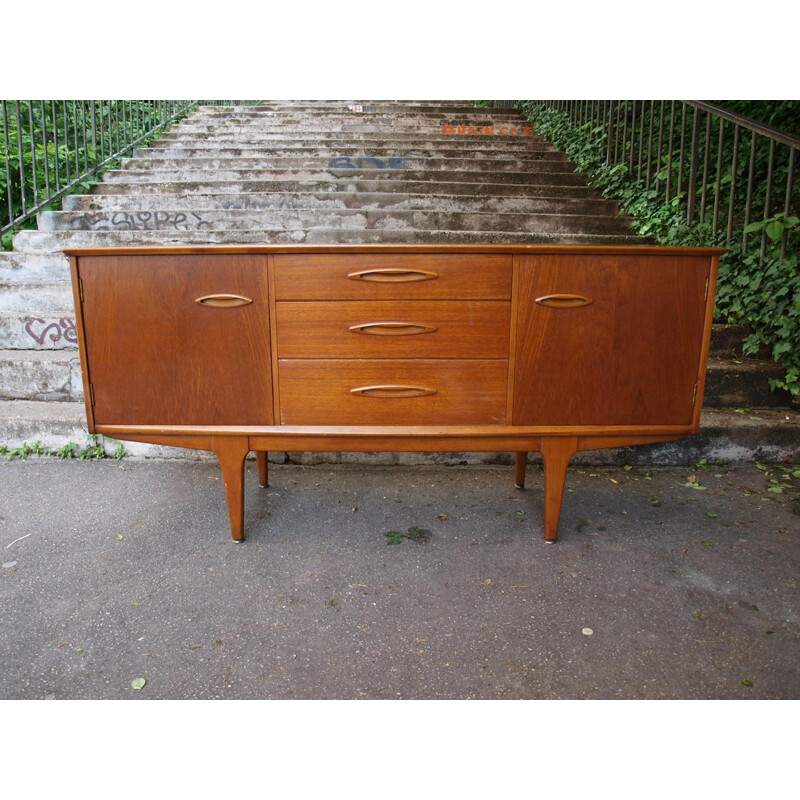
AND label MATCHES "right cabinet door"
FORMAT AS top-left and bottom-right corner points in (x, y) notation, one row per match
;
(512, 253), (713, 427)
